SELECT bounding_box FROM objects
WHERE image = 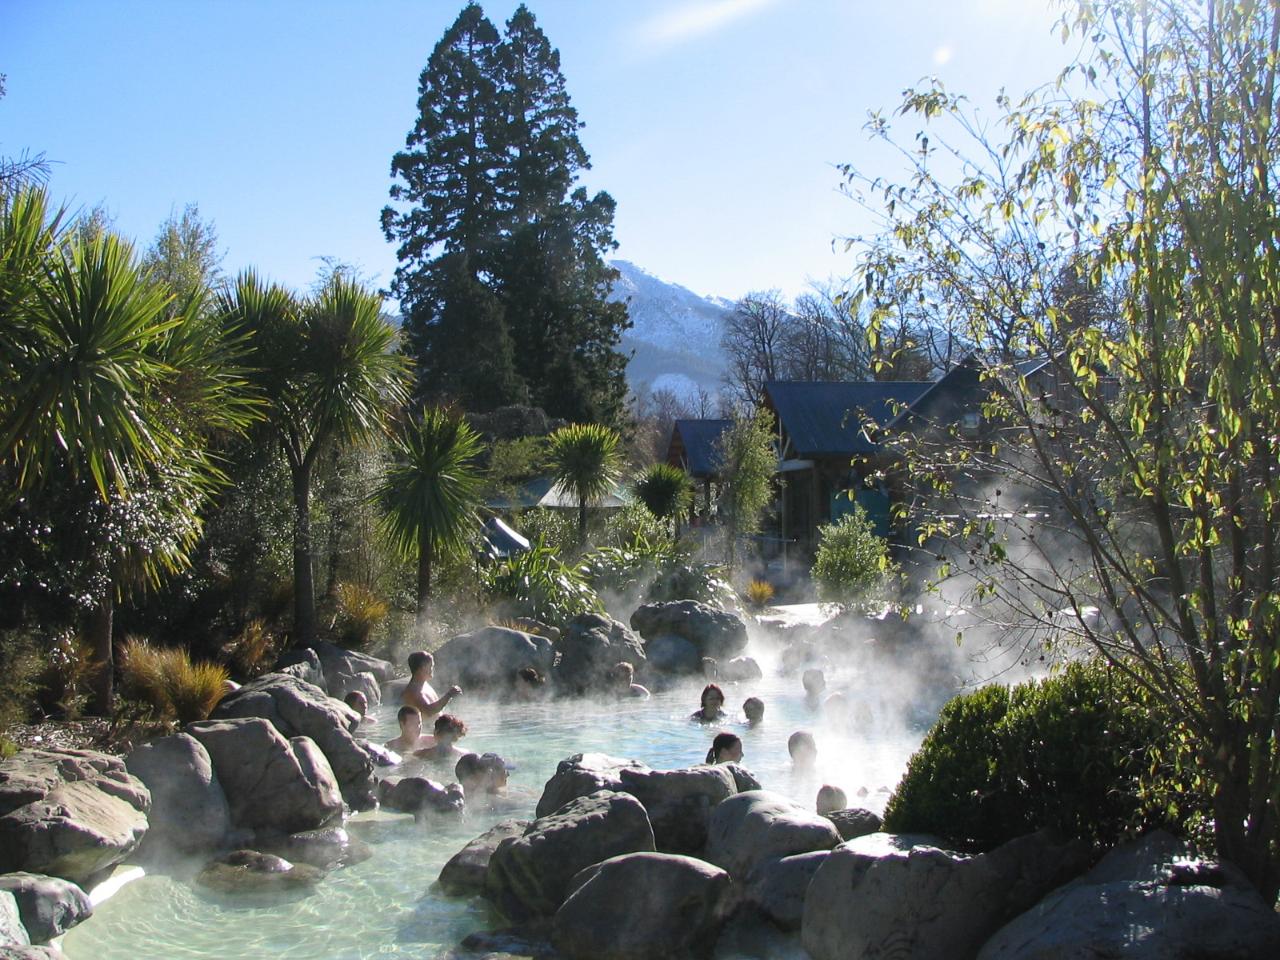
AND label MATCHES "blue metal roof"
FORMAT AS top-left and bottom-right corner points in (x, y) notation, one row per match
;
(669, 419), (731, 477)
(764, 381), (932, 456)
